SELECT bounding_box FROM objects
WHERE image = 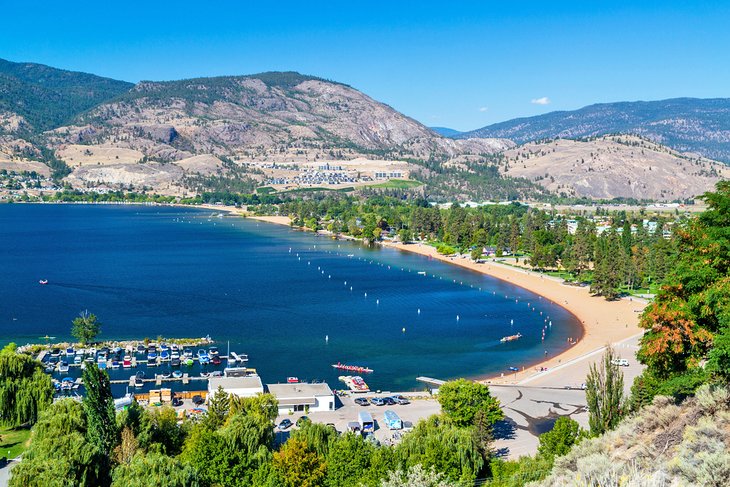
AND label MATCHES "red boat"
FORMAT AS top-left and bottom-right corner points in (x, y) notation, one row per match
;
(331, 362), (374, 374)
(39, 279), (48, 285)
(287, 377), (299, 383)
